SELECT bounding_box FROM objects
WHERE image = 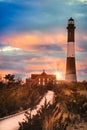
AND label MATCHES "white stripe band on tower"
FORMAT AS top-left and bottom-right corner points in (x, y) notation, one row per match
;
(67, 42), (75, 57)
